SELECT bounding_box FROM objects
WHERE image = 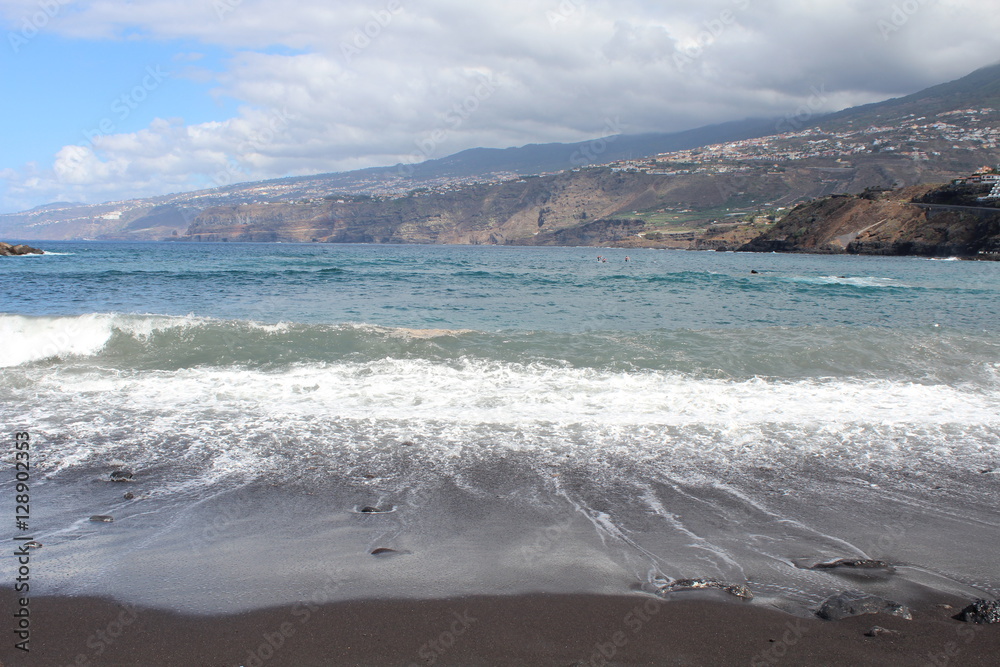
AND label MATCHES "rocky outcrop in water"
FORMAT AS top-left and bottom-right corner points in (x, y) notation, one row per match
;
(0, 242), (43, 256)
